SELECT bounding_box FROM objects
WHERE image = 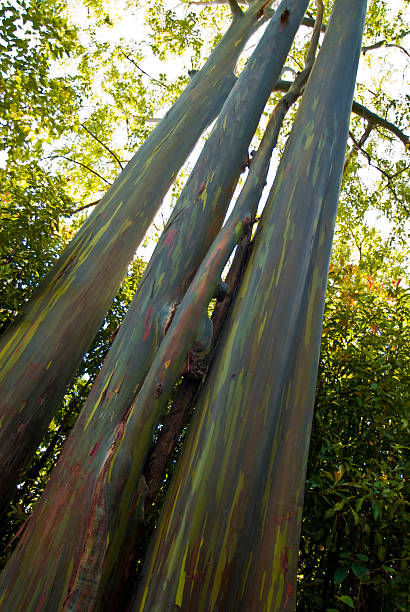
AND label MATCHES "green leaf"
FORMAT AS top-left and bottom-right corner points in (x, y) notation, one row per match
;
(356, 553), (369, 561)
(350, 507), (359, 525)
(372, 500), (381, 520)
(334, 567), (349, 584)
(338, 595), (355, 608)
(351, 562), (368, 578)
